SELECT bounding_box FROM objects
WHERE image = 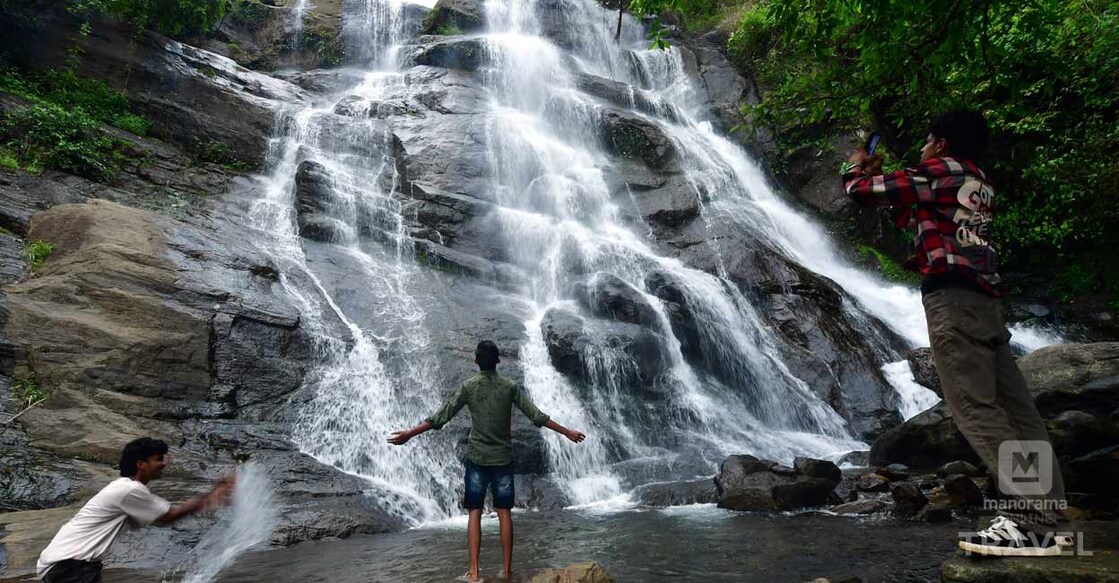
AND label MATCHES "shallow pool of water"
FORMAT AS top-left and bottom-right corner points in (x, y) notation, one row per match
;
(101, 506), (970, 583)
